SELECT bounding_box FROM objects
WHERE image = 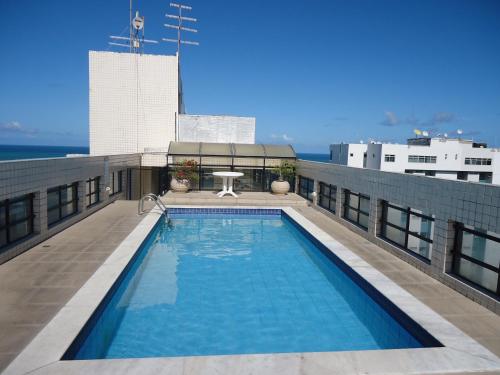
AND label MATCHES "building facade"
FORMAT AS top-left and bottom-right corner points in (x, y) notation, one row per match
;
(330, 138), (500, 184)
(89, 51), (180, 156)
(296, 159), (500, 314)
